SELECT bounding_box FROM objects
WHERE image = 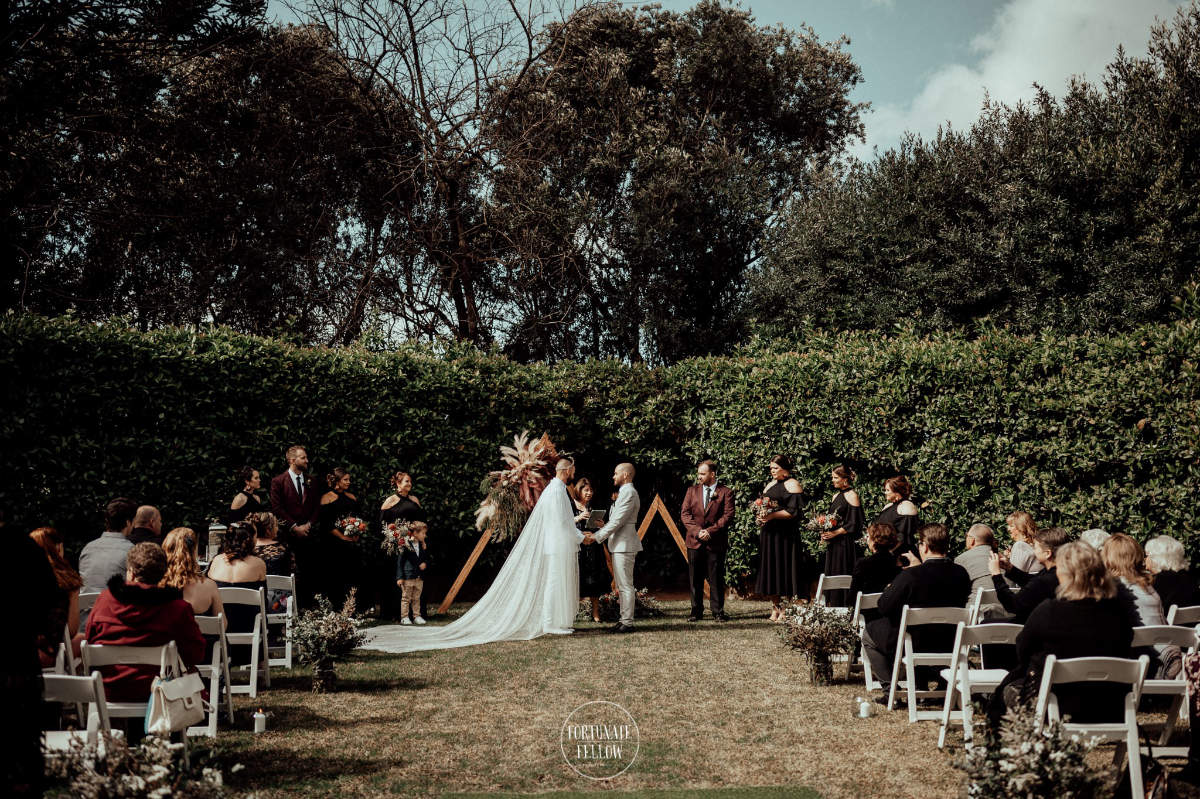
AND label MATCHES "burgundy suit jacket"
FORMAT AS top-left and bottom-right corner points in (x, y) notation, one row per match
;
(680, 483), (735, 551)
(270, 469), (319, 534)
